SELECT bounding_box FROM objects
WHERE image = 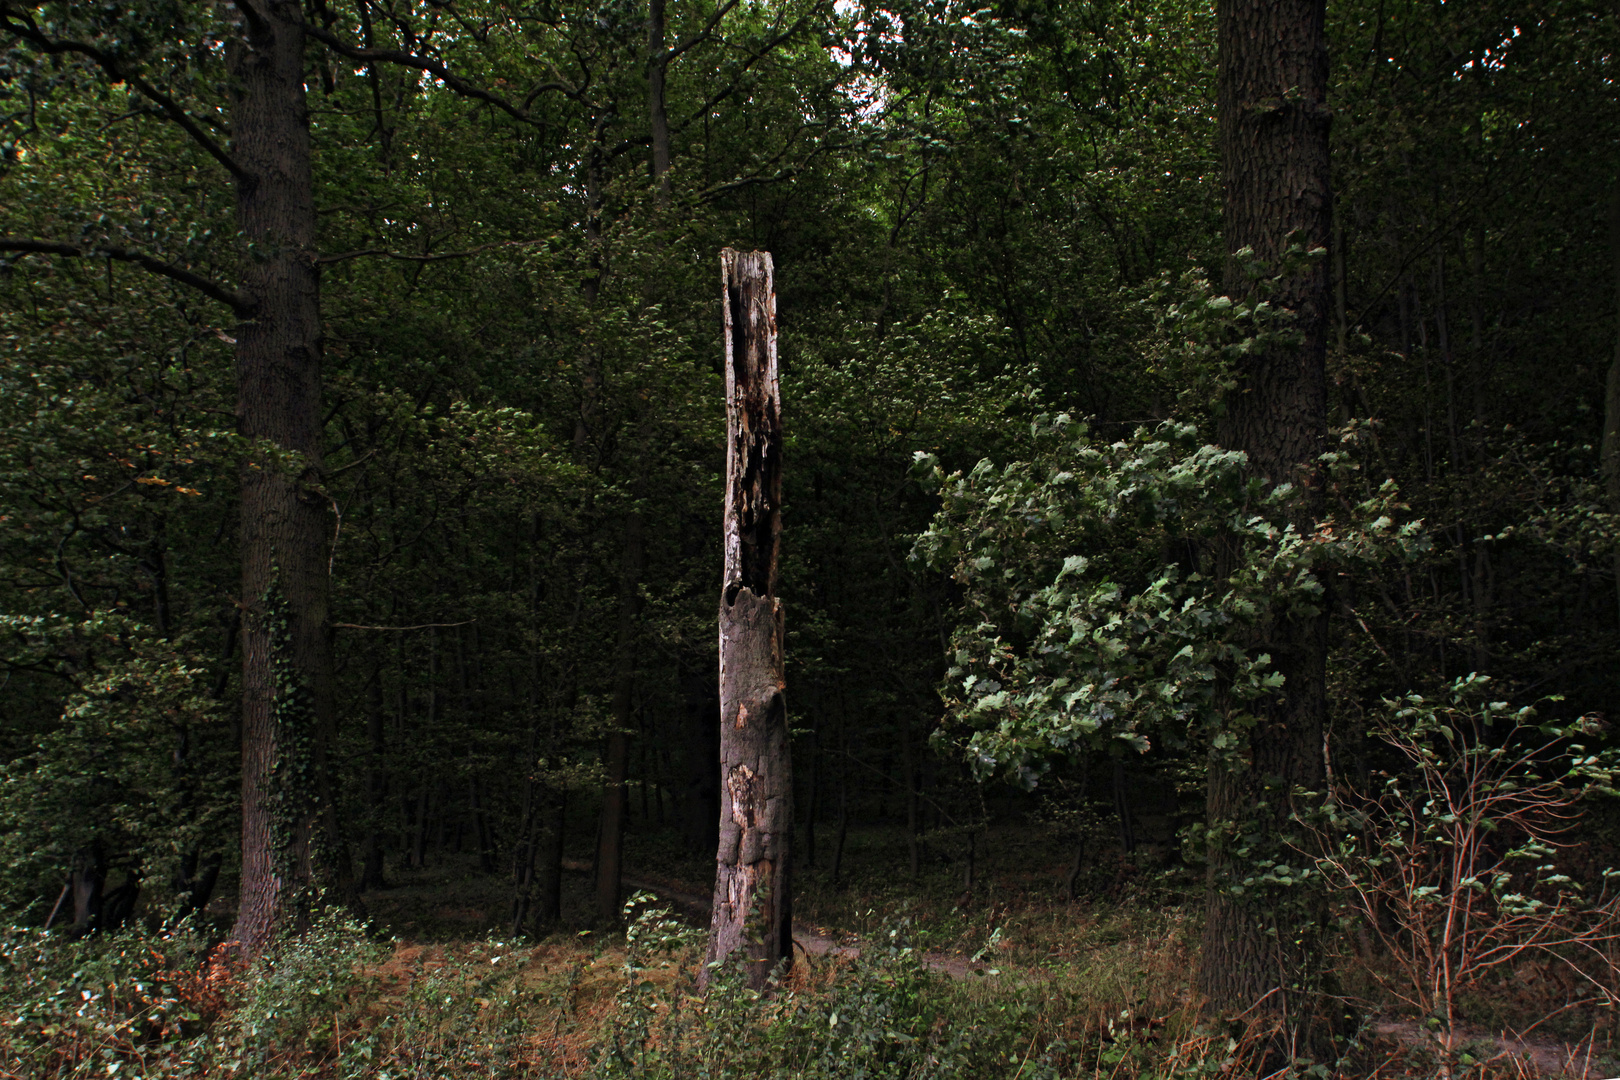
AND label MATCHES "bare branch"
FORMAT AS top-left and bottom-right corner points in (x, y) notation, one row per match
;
(0, 8), (247, 180)
(332, 619), (477, 631)
(317, 238), (545, 265)
(302, 22), (573, 121)
(0, 236), (253, 315)
(663, 0), (741, 64)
